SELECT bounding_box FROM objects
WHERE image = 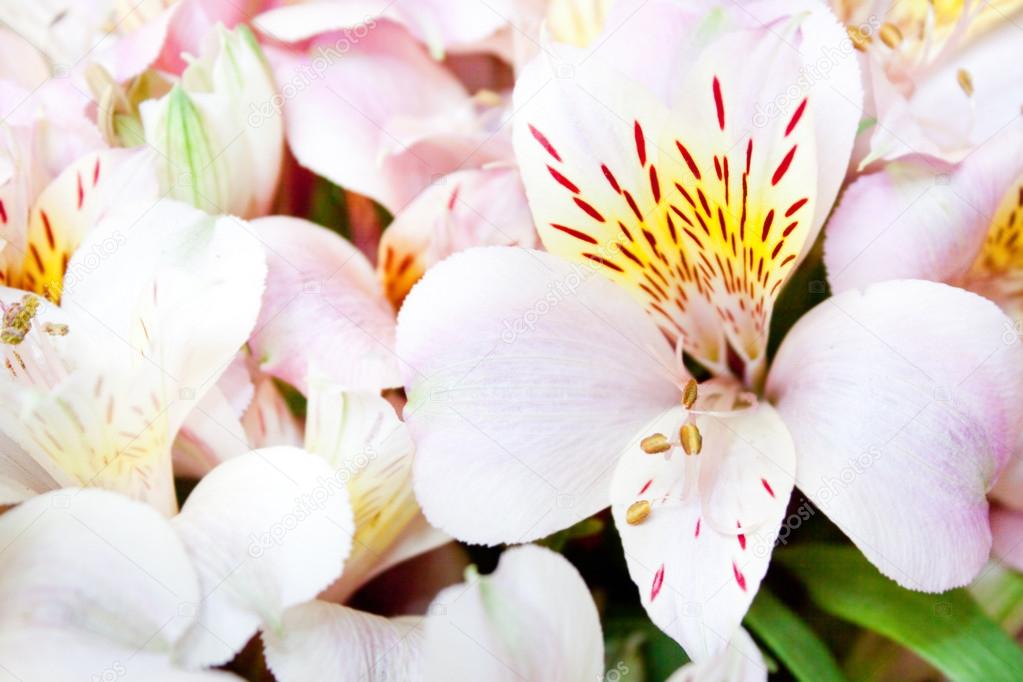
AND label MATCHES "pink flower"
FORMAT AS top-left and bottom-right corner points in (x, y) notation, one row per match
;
(394, 0), (1023, 659)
